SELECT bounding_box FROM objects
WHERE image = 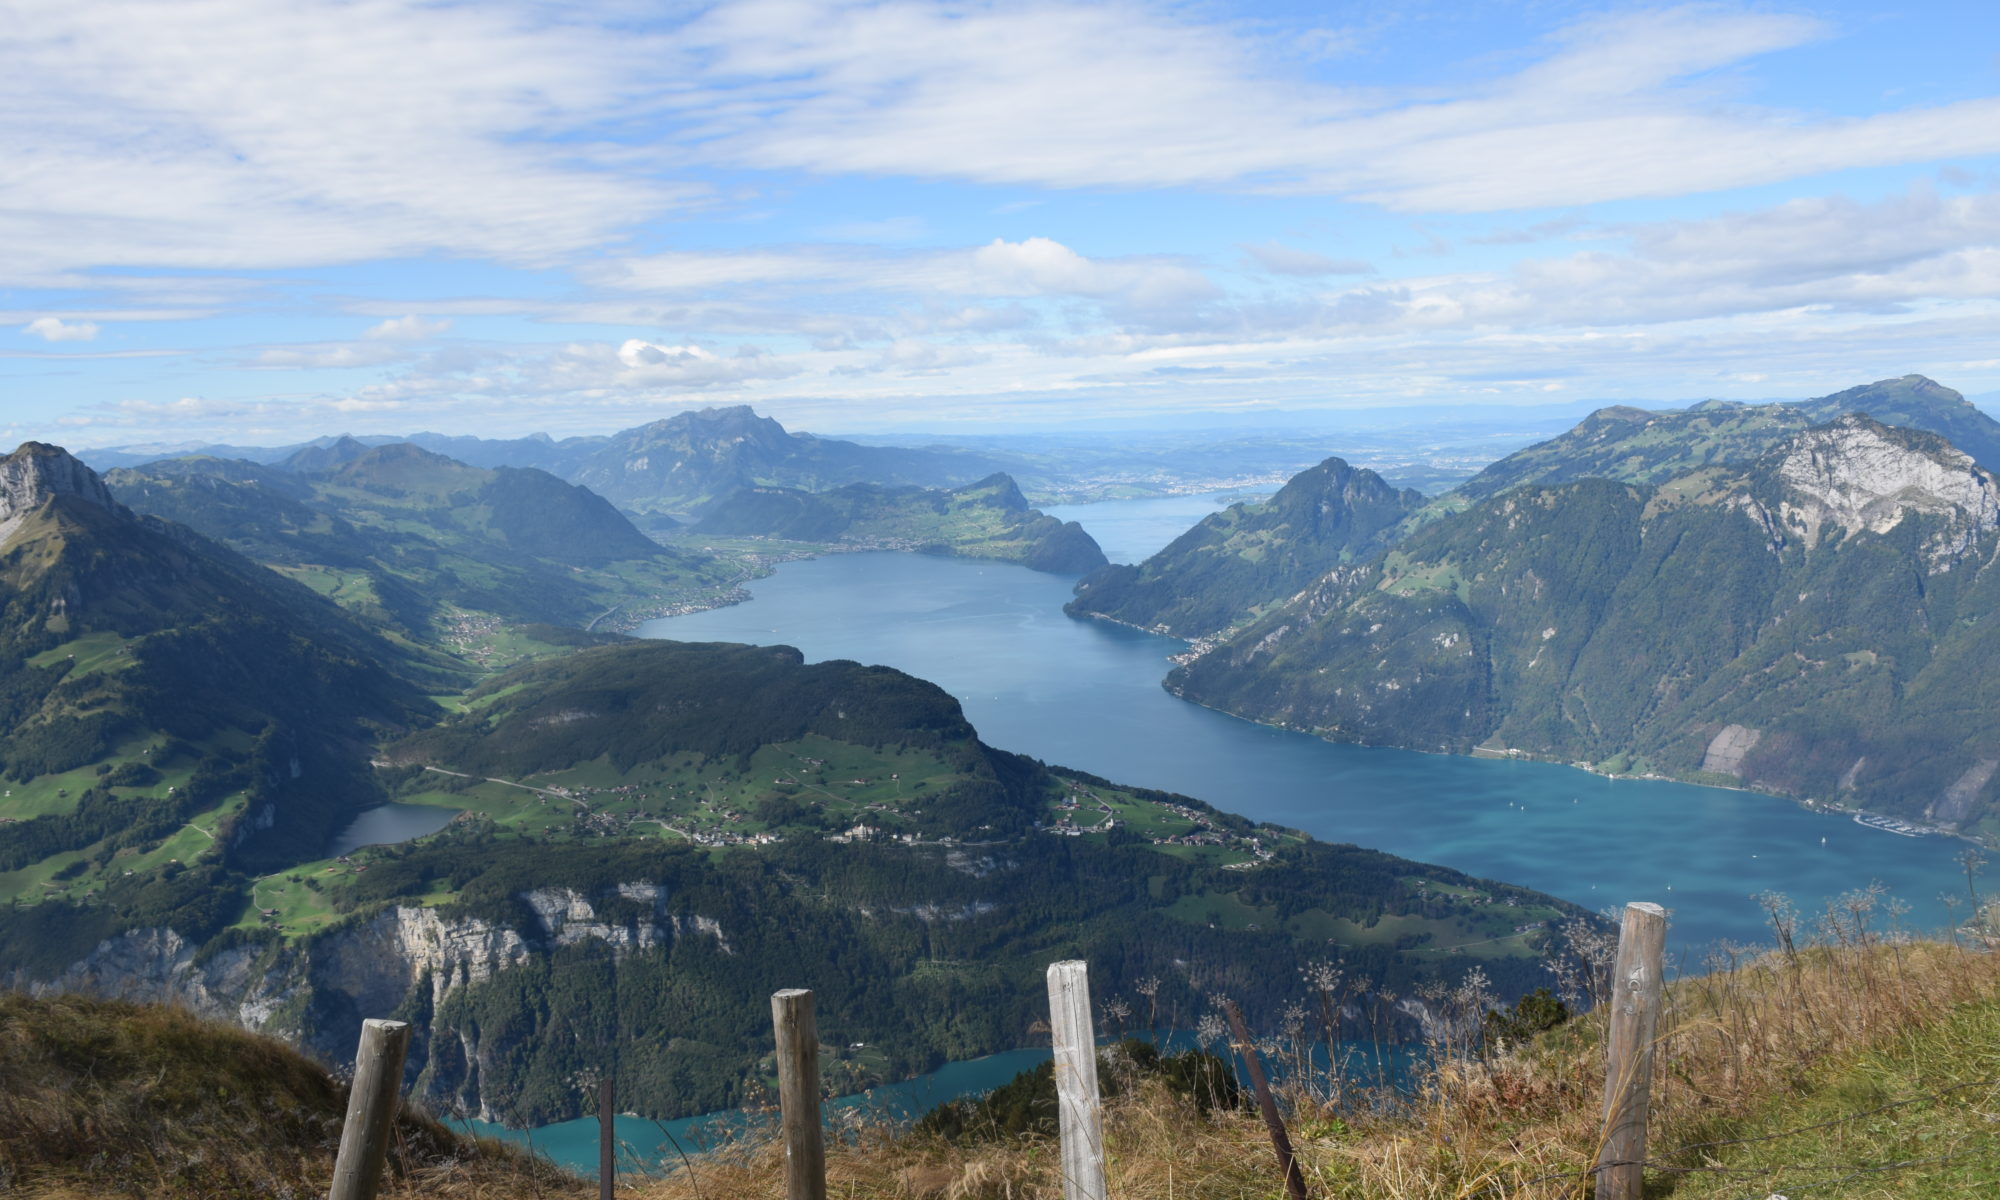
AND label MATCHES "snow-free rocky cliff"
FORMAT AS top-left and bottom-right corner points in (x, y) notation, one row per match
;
(0, 442), (120, 545)
(1766, 415), (2000, 566)
(13, 885), (729, 1123)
